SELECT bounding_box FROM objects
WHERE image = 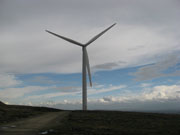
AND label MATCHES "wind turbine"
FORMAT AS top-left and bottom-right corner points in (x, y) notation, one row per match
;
(45, 23), (116, 110)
